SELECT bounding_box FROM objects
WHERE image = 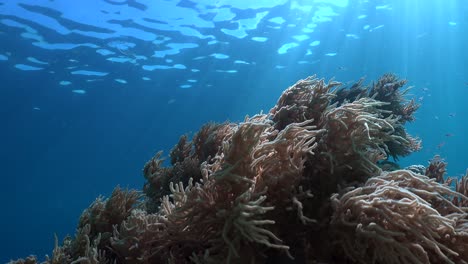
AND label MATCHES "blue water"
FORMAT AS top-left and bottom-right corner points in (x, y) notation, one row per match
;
(0, 0), (467, 262)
